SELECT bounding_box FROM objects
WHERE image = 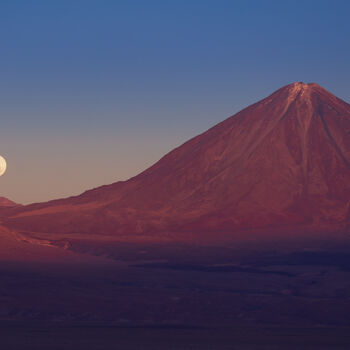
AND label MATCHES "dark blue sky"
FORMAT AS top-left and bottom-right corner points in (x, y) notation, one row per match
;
(1, 0), (350, 203)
